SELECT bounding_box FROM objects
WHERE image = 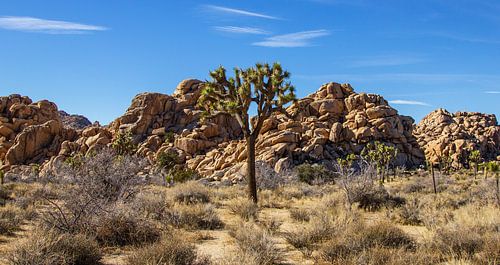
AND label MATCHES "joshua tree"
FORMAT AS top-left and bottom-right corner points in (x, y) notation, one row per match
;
(361, 141), (397, 183)
(112, 130), (137, 156)
(468, 150), (481, 178)
(198, 62), (296, 203)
